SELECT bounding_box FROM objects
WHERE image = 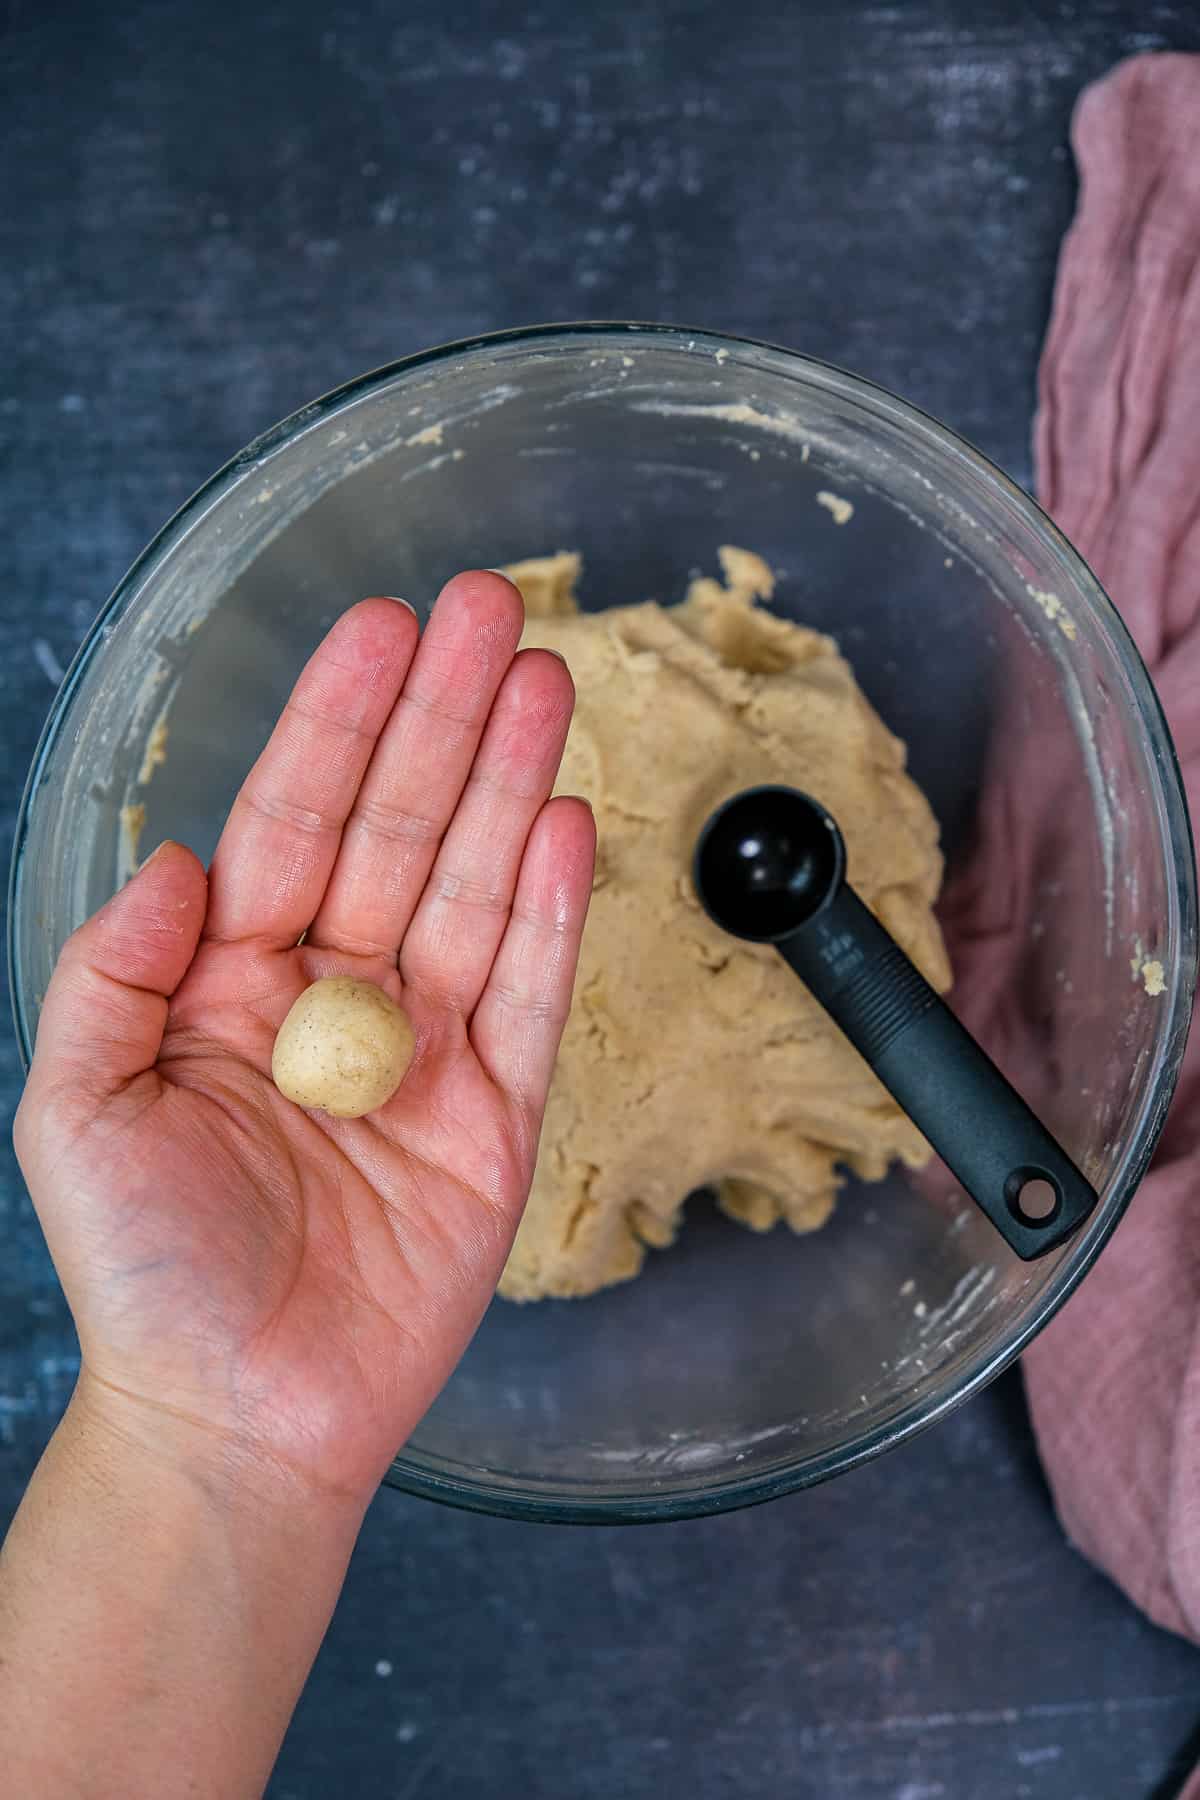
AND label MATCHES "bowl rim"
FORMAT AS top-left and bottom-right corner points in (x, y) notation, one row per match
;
(9, 320), (1197, 1525)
